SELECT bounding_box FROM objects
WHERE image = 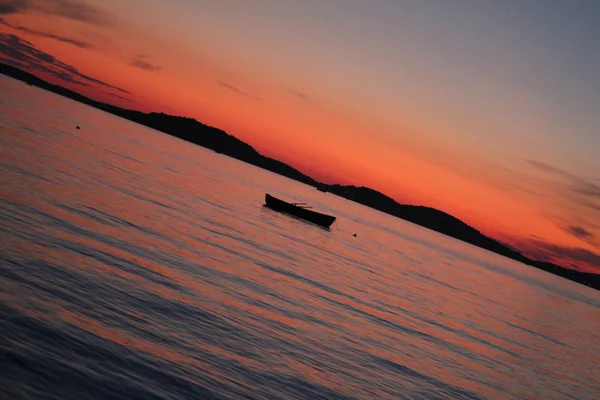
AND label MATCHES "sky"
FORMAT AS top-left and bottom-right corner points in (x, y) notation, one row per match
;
(0, 0), (599, 272)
